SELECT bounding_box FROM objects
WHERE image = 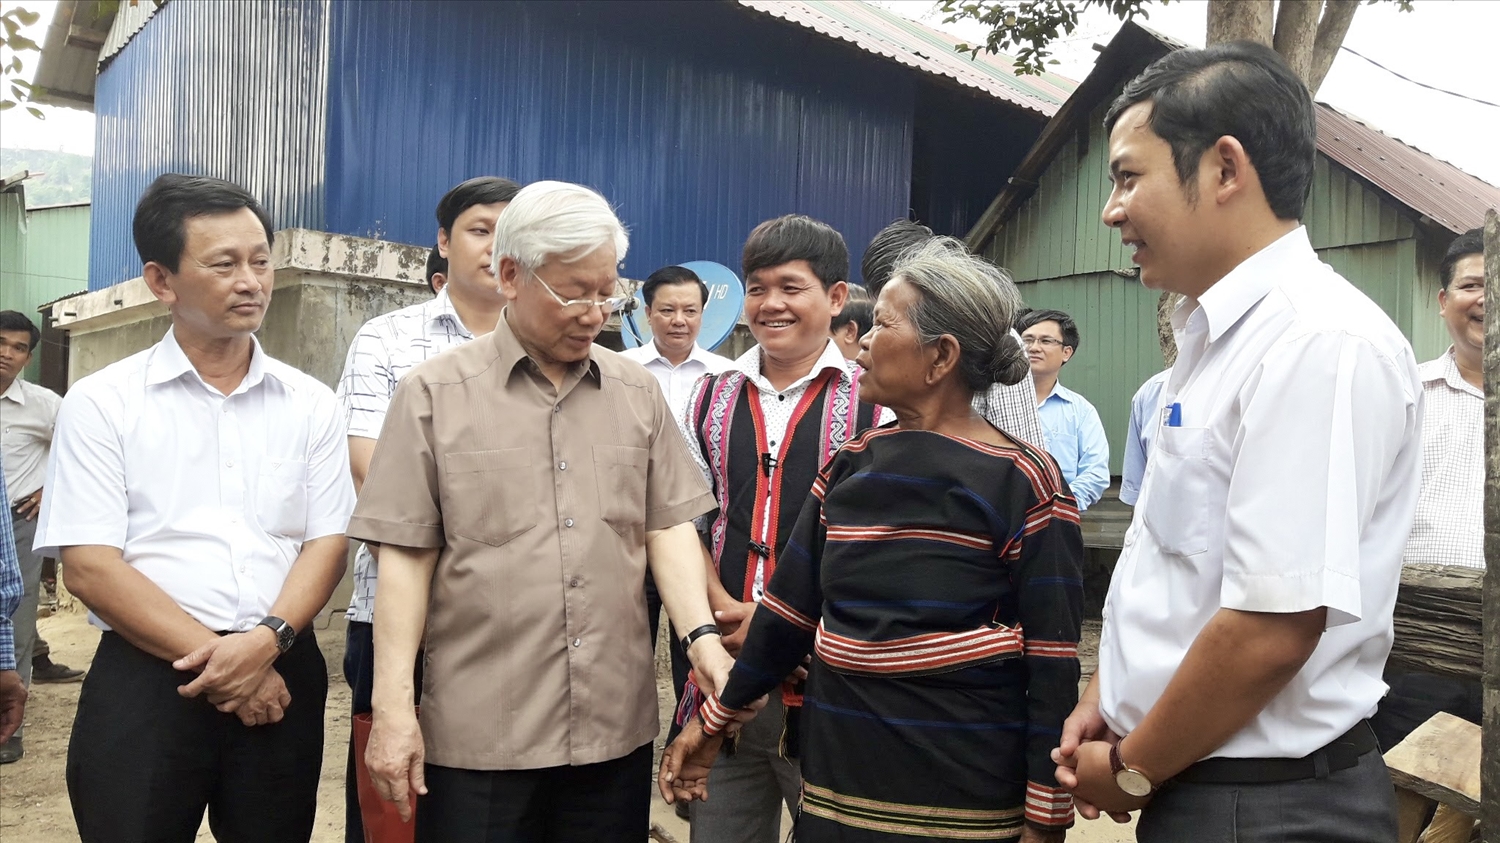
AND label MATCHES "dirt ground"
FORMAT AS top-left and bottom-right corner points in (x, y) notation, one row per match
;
(0, 607), (1133, 843)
